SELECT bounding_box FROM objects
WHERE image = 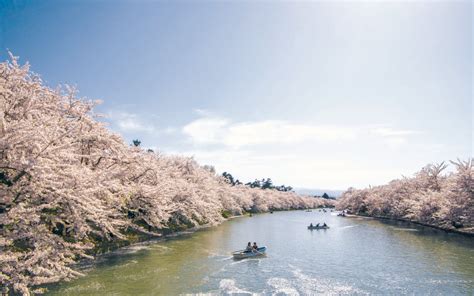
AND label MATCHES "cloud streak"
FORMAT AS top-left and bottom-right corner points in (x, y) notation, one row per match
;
(183, 117), (359, 147)
(182, 116), (419, 148)
(108, 111), (155, 133)
(107, 110), (178, 136)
